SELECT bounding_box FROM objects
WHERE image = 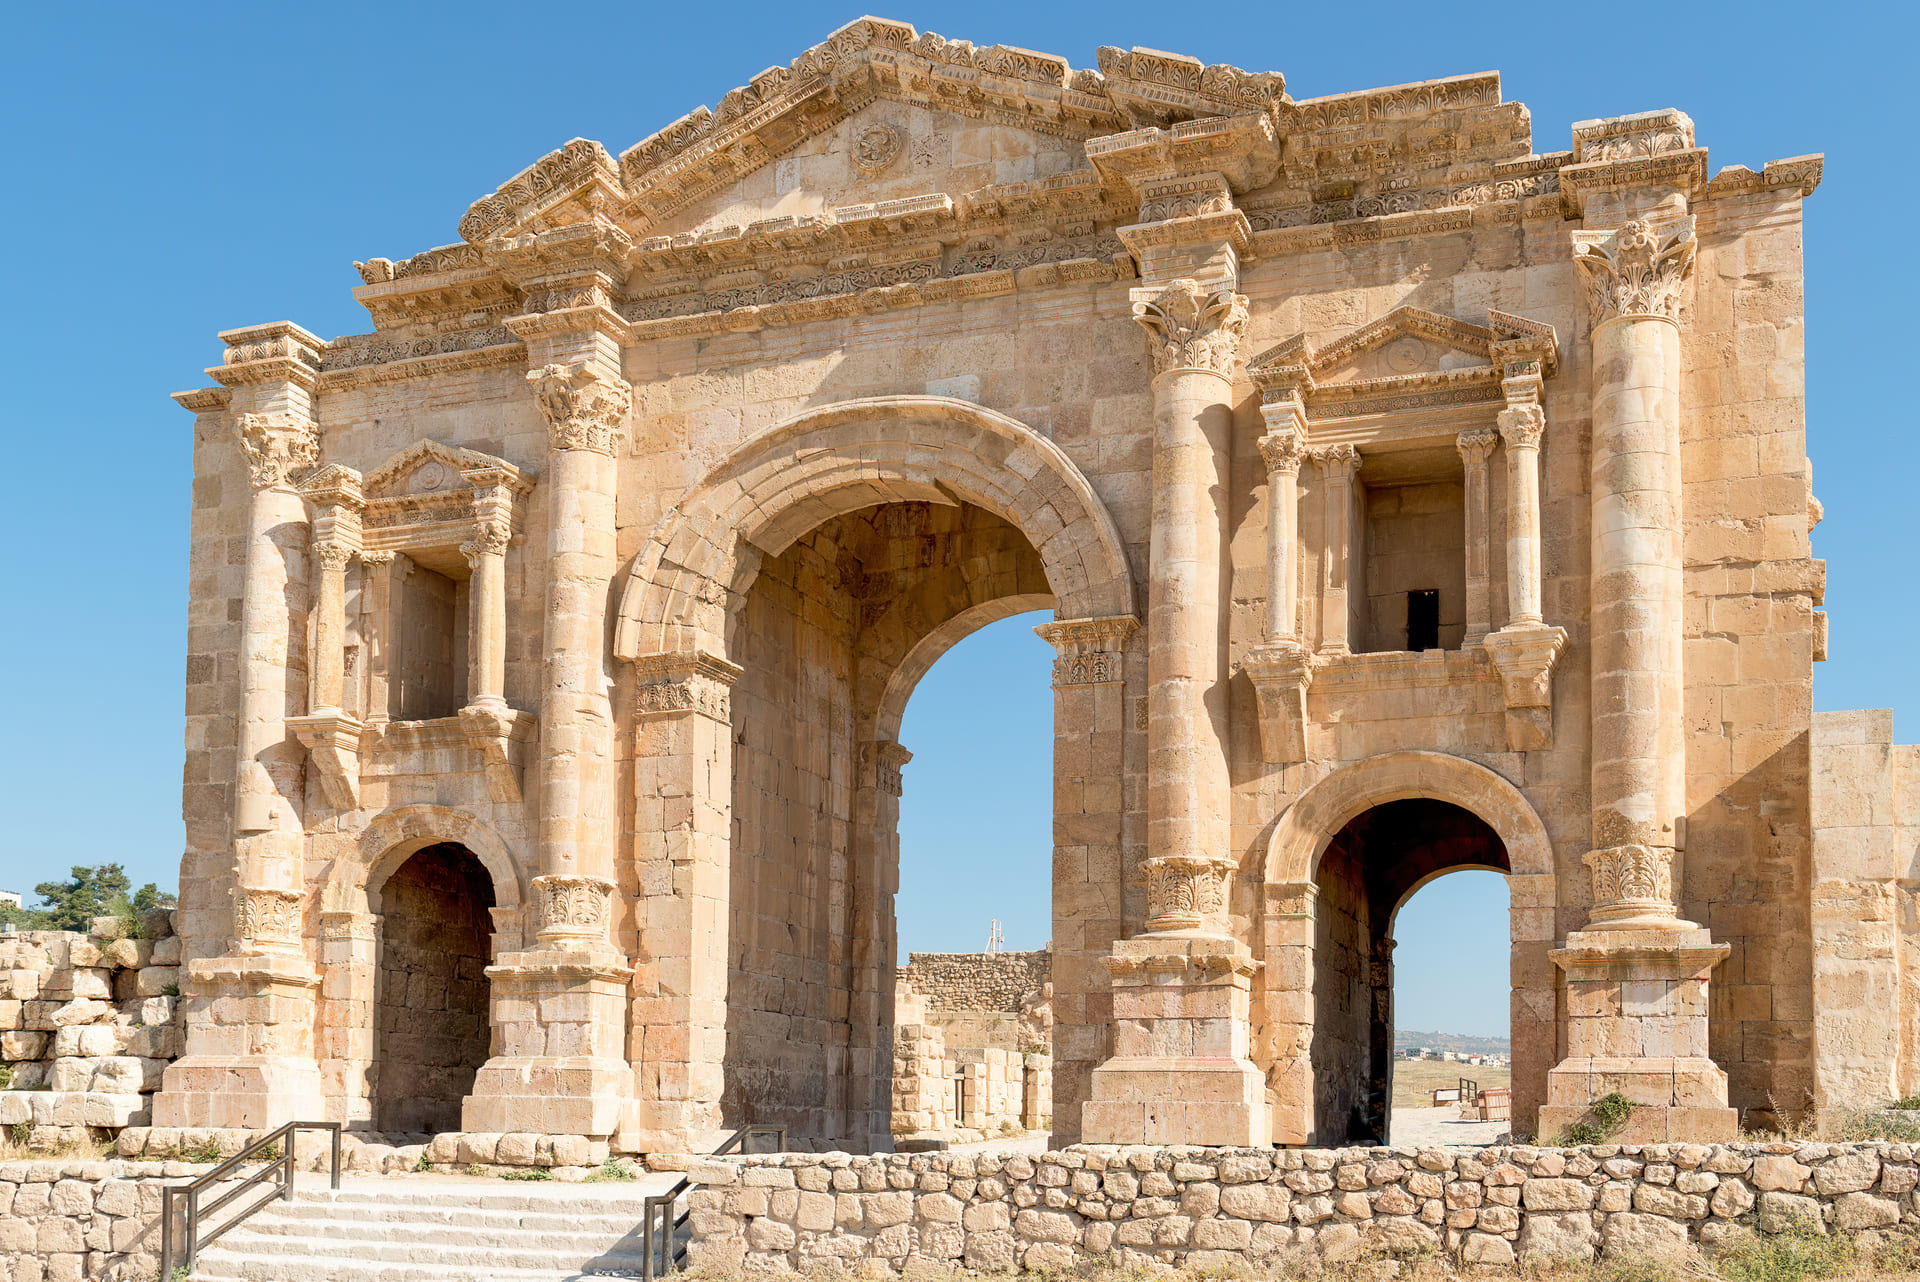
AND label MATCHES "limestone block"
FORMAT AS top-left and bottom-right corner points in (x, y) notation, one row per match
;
(49, 1000), (109, 1028)
(67, 969), (111, 1000)
(1602, 1213), (1690, 1259)
(1523, 1179), (1596, 1211)
(457, 1133), (500, 1164)
(101, 939), (152, 970)
(1752, 1155), (1812, 1191)
(2, 1031), (48, 1060)
(68, 939), (102, 967)
(0, 1091), (30, 1124)
(495, 1133), (538, 1165)
(1834, 1192), (1900, 1229)
(1633, 1185), (1708, 1218)
(1758, 1192), (1826, 1234)
(135, 967), (181, 998)
(150, 937), (182, 966)
(79, 1094), (148, 1126)
(1811, 1153), (1880, 1194)
(1519, 1212), (1598, 1261)
(1464, 1231), (1517, 1265)
(1712, 1178), (1756, 1217)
